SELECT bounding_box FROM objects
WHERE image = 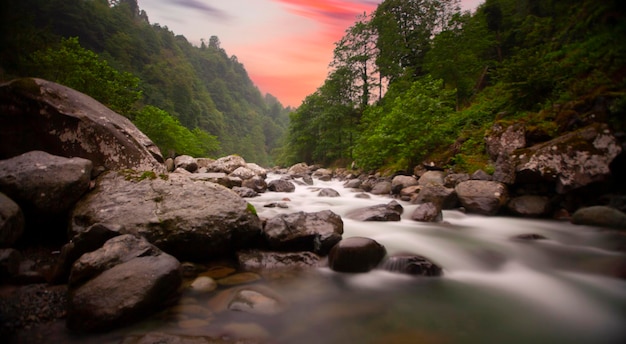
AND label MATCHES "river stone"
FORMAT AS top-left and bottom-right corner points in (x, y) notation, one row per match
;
(444, 173), (470, 188)
(246, 163), (267, 179)
(511, 123), (622, 194)
(237, 250), (322, 270)
(70, 171), (262, 261)
(189, 276), (218, 293)
(165, 158), (175, 172)
(233, 186), (258, 198)
(370, 181), (392, 195)
(318, 188), (340, 197)
(230, 166), (257, 180)
(287, 162), (310, 176)
(174, 155), (197, 173)
(263, 210), (343, 255)
(268, 179), (296, 192)
(392, 175), (419, 194)
(66, 236), (181, 332)
(328, 237), (387, 273)
(455, 180), (509, 215)
(228, 289), (286, 315)
(346, 201), (404, 221)
(217, 272), (262, 286)
(242, 176), (268, 193)
(0, 151), (92, 218)
(344, 179), (362, 188)
(410, 202), (443, 222)
(0, 78), (164, 172)
(507, 195), (550, 217)
(0, 192), (24, 247)
(471, 169), (492, 181)
(419, 171), (445, 186)
(412, 184), (458, 209)
(206, 155), (246, 174)
(379, 254), (443, 276)
(571, 206), (626, 230)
